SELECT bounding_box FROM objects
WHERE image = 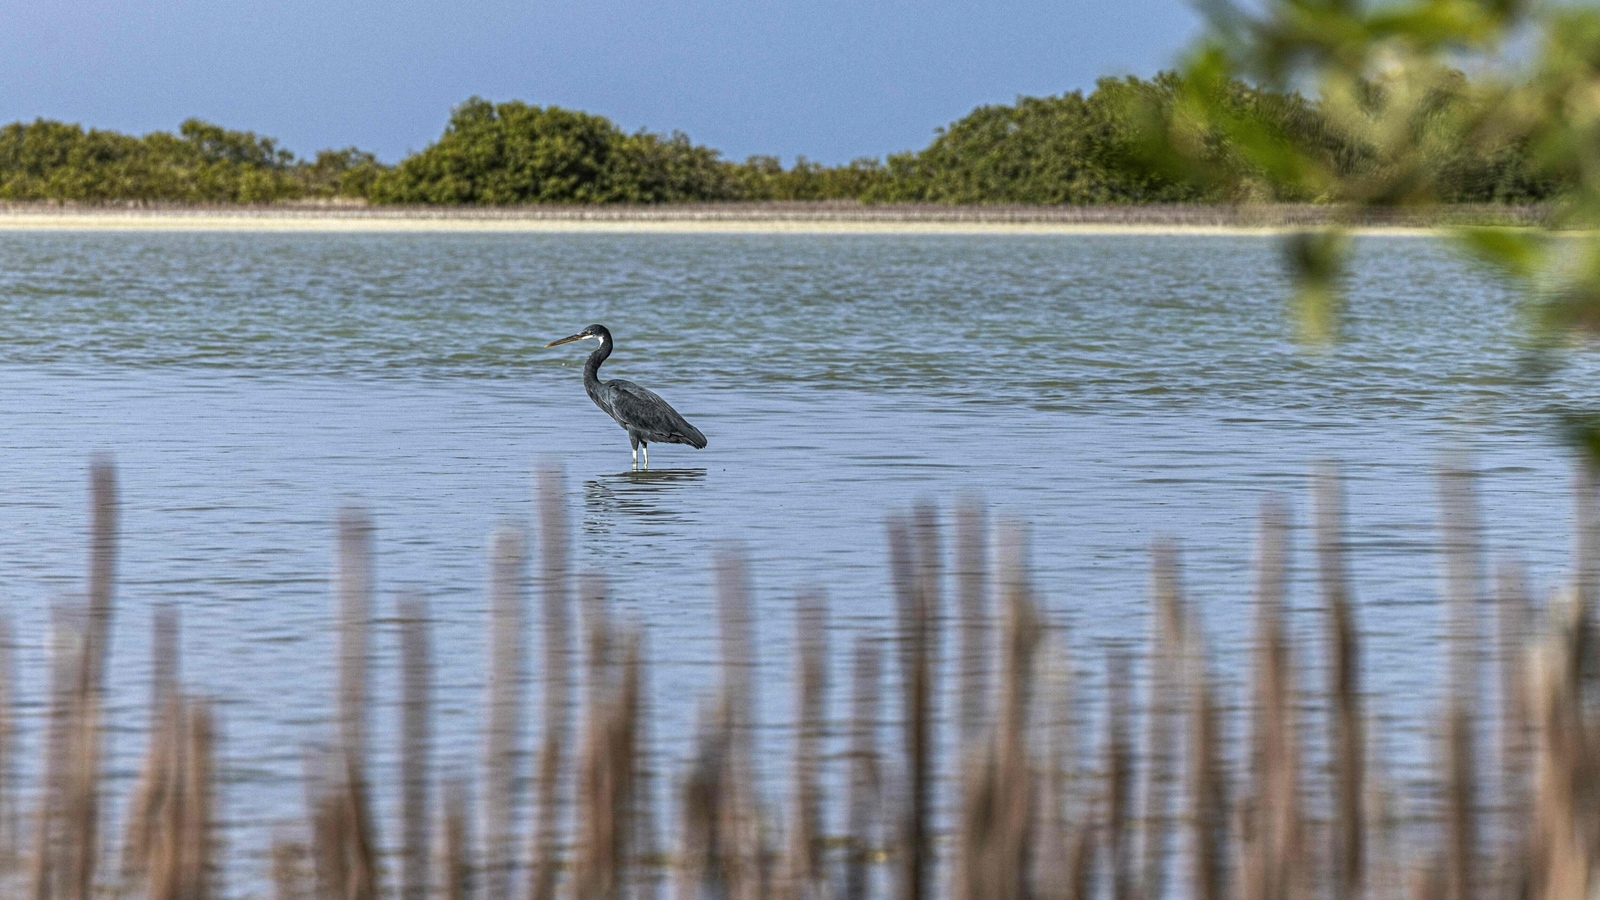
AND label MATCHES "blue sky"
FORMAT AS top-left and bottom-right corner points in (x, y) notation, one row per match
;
(0, 0), (1203, 165)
